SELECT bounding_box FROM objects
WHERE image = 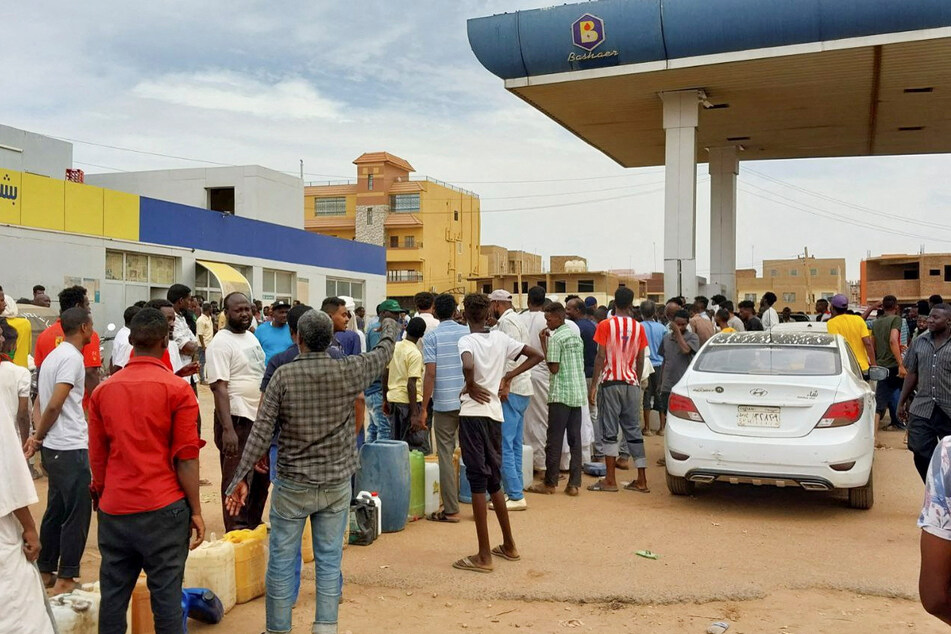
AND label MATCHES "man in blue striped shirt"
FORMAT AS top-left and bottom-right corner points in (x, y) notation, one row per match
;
(422, 293), (469, 523)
